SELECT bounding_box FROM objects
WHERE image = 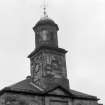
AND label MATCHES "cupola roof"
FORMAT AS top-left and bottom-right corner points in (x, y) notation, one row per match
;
(33, 16), (59, 31)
